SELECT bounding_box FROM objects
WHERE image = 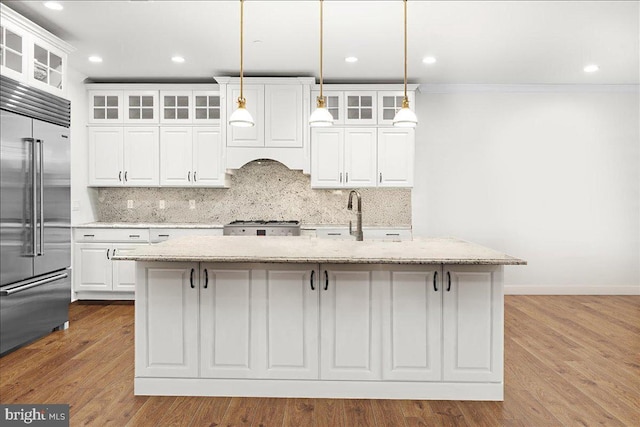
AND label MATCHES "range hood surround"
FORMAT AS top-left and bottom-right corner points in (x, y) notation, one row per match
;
(97, 160), (410, 226)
